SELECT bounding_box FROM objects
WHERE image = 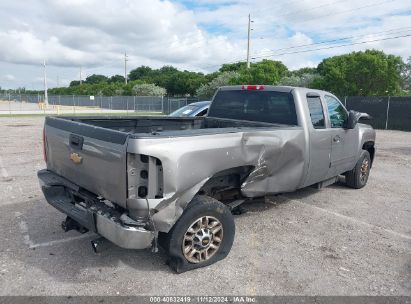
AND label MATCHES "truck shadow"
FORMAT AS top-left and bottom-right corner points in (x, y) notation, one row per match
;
(10, 178), (353, 282)
(280, 176), (353, 201)
(237, 177), (350, 215)
(7, 199), (175, 283)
